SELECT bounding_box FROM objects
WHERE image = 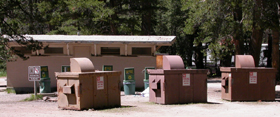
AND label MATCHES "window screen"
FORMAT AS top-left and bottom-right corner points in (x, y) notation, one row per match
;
(101, 47), (120, 55)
